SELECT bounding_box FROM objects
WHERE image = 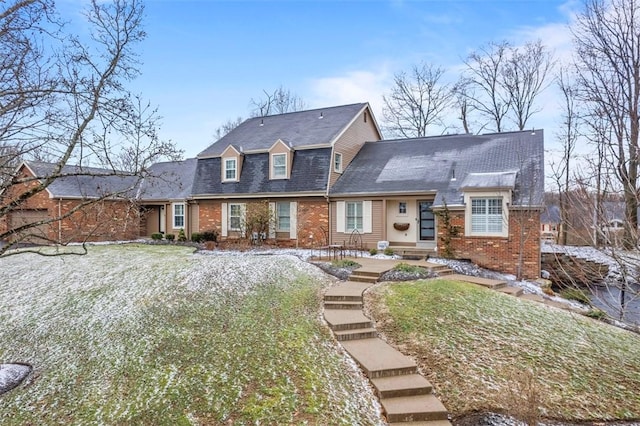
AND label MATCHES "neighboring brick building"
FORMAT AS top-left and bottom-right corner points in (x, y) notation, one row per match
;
(0, 162), (140, 244)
